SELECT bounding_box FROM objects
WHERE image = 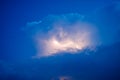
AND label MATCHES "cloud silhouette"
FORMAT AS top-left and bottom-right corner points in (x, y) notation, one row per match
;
(25, 13), (100, 57)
